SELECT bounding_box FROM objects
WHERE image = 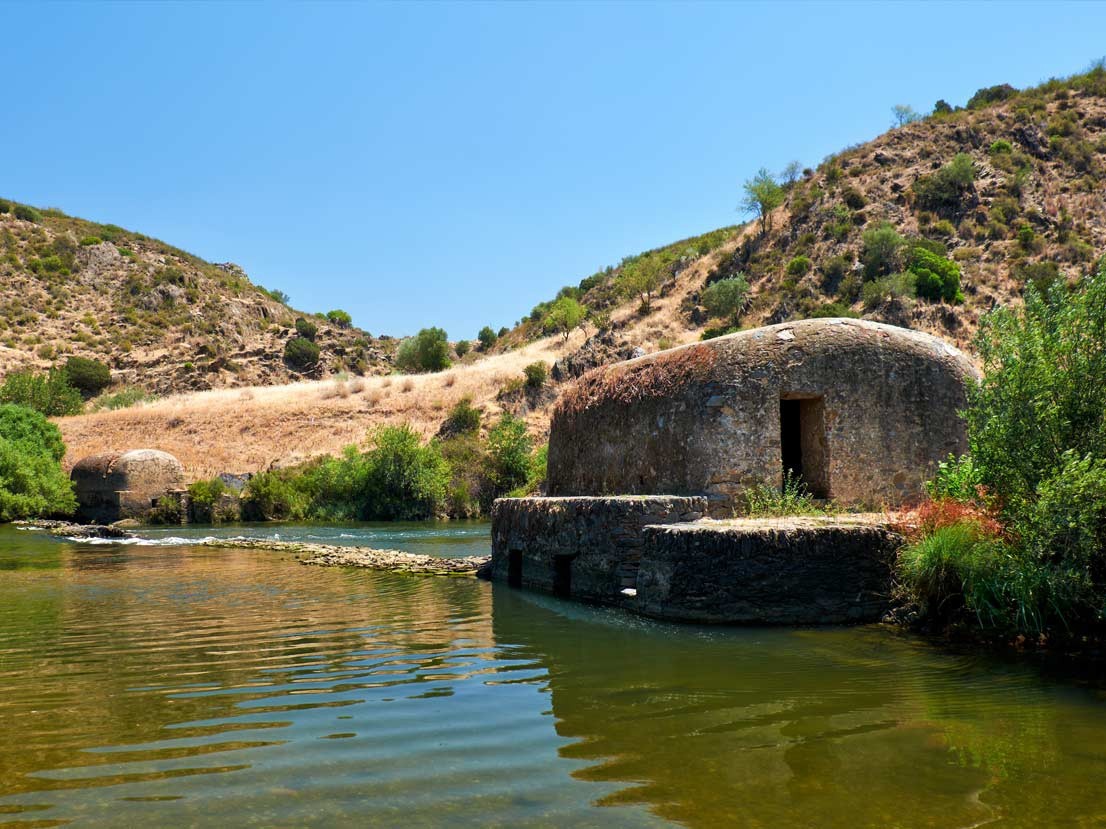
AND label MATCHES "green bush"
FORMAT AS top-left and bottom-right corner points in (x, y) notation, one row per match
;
(0, 404), (76, 521)
(927, 454), (984, 503)
(913, 153), (976, 216)
(477, 326), (497, 350)
(284, 337), (320, 370)
(294, 317), (318, 341)
(64, 356), (112, 397)
(786, 255), (812, 277)
(543, 296), (586, 341)
(240, 468), (312, 521)
(485, 415), (533, 497)
(0, 369), (83, 416)
(0, 199), (9, 214)
(989, 139), (1013, 155)
(442, 396), (481, 435)
(13, 205), (41, 223)
(90, 386), (157, 412)
(79, 235), (102, 246)
(523, 362), (547, 389)
(809, 302), (859, 319)
(908, 246), (962, 303)
(701, 275), (749, 325)
(357, 425), (451, 520)
(395, 327), (451, 373)
(454, 340), (471, 358)
(862, 272), (916, 308)
(966, 84), (1017, 110)
(326, 309), (352, 328)
(741, 472), (832, 517)
(861, 222), (905, 279)
(1014, 260), (1061, 295)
